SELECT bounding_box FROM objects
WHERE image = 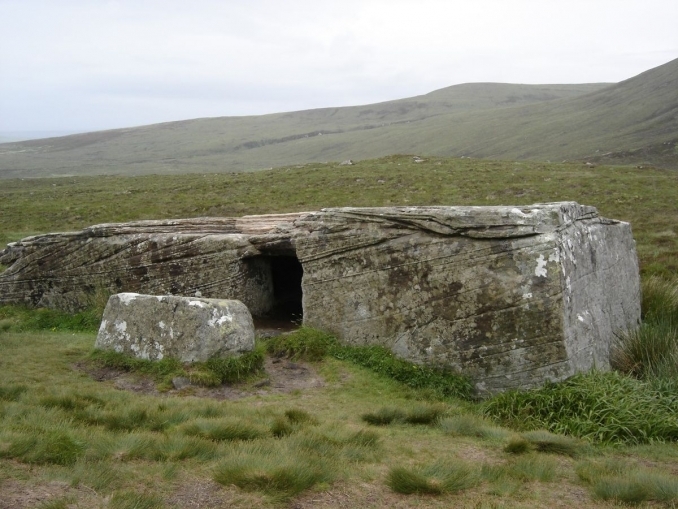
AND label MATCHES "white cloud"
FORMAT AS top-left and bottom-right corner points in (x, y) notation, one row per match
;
(0, 0), (676, 131)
